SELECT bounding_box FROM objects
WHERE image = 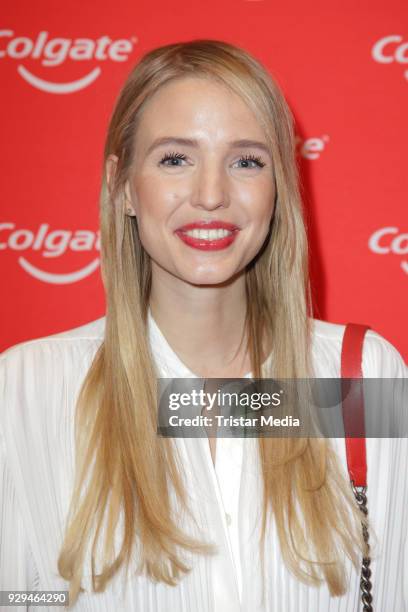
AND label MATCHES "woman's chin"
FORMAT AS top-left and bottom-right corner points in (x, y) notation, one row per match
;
(178, 267), (244, 287)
